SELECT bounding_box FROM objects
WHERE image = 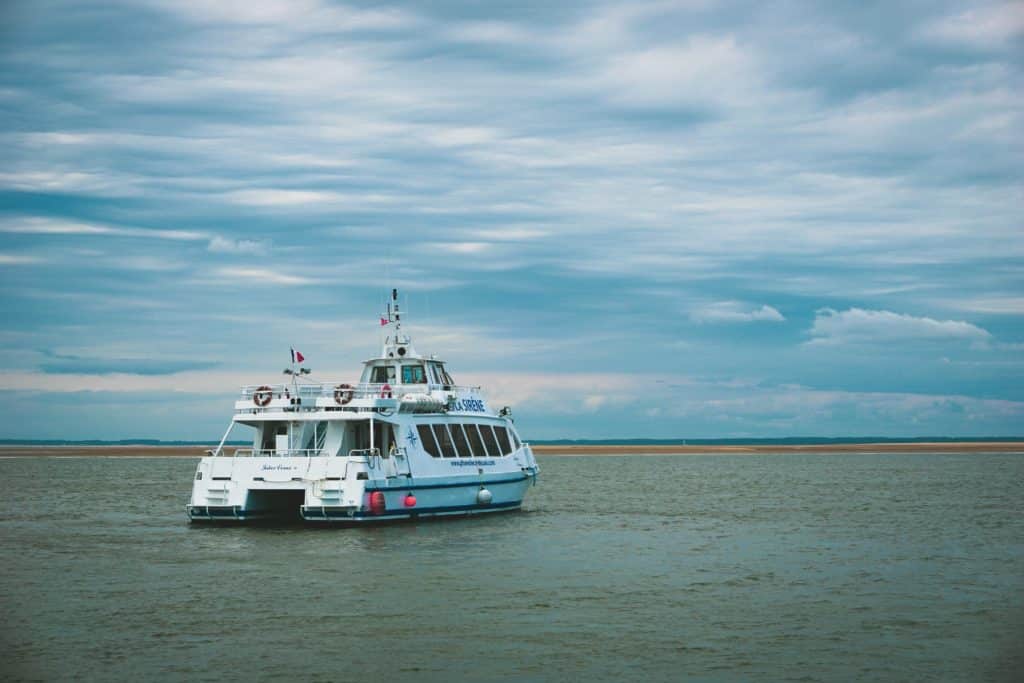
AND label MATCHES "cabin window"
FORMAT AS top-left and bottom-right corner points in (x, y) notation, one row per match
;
(441, 367), (454, 385)
(451, 423), (472, 457)
(465, 423), (486, 457)
(417, 424), (441, 458)
(402, 365), (426, 384)
(261, 422), (288, 452)
(371, 366), (395, 383)
(510, 428), (521, 450)
(493, 425), (513, 456)
(354, 422), (370, 451)
(375, 422), (395, 456)
(479, 424), (500, 457)
(432, 424), (458, 458)
(302, 421), (328, 452)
